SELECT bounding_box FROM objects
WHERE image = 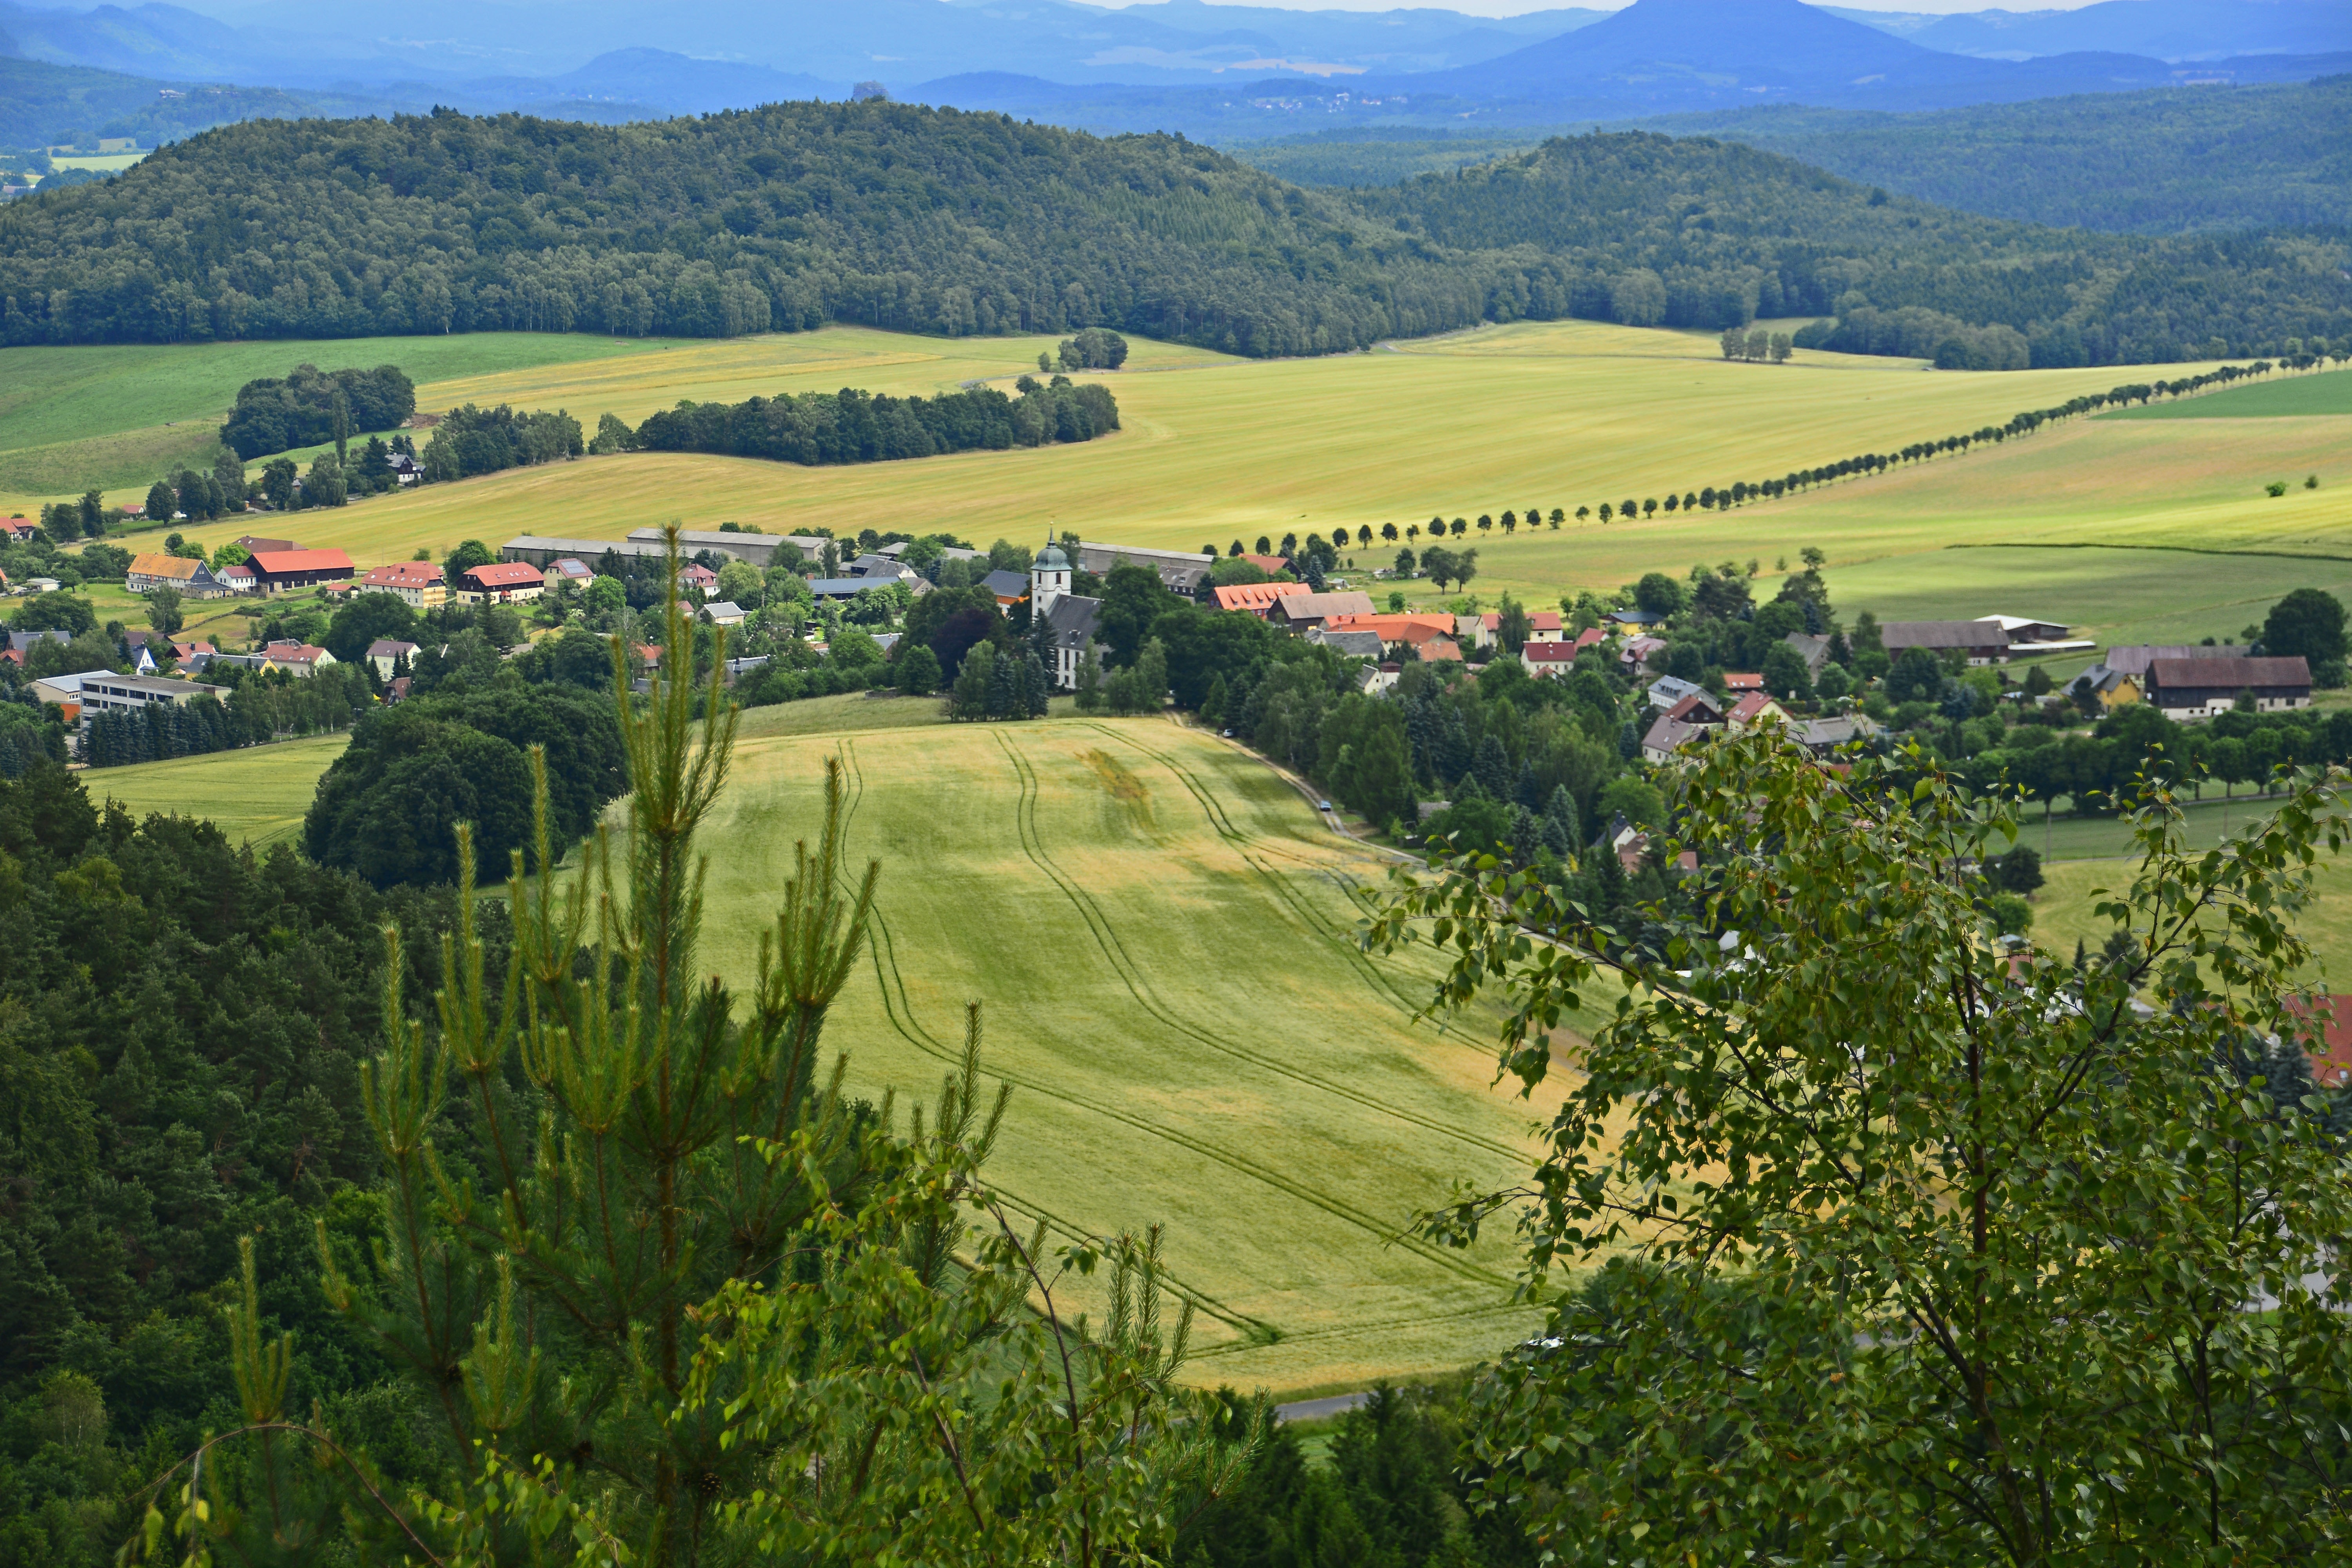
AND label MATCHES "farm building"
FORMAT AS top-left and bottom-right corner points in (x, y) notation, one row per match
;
(1076, 542), (1215, 595)
(1877, 620), (2015, 664)
(360, 561), (447, 607)
(233, 535), (297, 555)
(624, 527), (828, 569)
(458, 563), (546, 604)
(126, 553), (229, 597)
(2100, 644), (2245, 679)
(1212, 581), (1309, 617)
(2142, 656), (2311, 721)
(247, 548), (355, 593)
(503, 535), (668, 570)
(1268, 592), (1377, 634)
